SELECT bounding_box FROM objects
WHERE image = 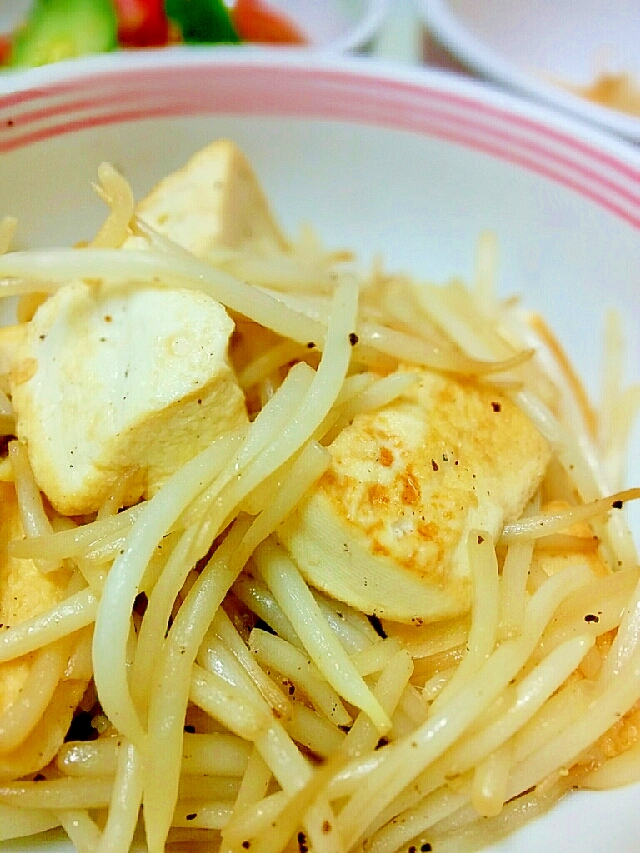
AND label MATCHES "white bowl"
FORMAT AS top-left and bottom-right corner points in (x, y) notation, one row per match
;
(0, 50), (639, 853)
(263, 0), (389, 52)
(420, 0), (640, 142)
(0, 0), (389, 55)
